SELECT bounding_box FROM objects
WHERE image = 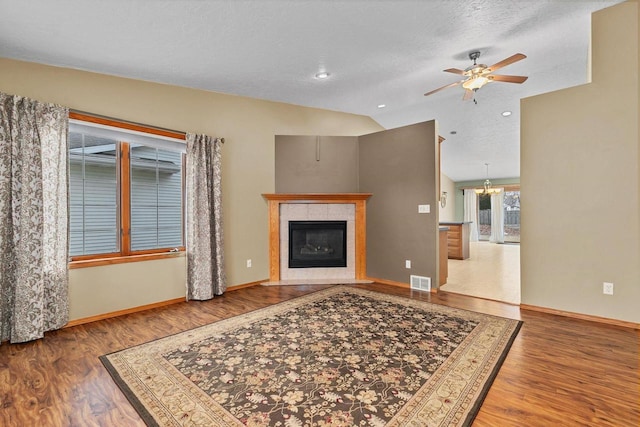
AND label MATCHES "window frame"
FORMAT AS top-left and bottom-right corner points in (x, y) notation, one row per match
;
(68, 112), (187, 268)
